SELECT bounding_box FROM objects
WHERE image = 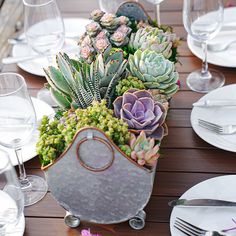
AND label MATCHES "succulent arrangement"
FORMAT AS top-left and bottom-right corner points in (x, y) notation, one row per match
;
(37, 6), (181, 169)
